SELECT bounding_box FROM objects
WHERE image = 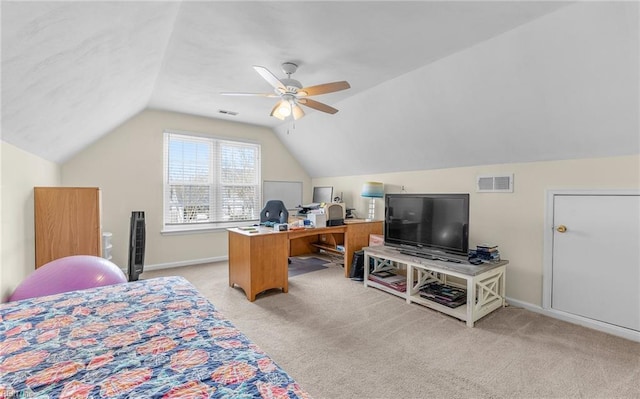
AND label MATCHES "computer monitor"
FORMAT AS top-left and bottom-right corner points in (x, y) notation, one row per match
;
(312, 186), (333, 204)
